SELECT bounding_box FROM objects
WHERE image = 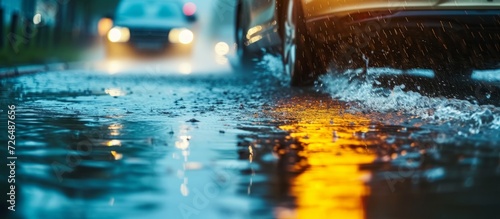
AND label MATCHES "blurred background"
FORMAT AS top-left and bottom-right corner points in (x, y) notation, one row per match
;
(2, 1), (500, 219)
(0, 0), (121, 65)
(0, 0), (235, 68)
